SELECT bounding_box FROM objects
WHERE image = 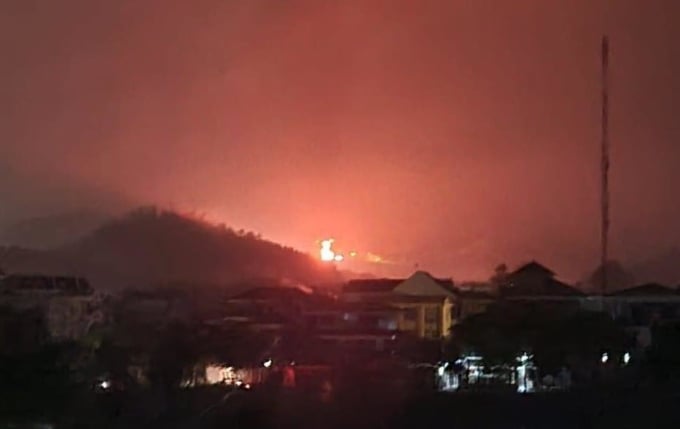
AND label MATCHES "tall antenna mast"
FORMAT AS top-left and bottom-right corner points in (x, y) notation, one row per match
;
(600, 36), (610, 295)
